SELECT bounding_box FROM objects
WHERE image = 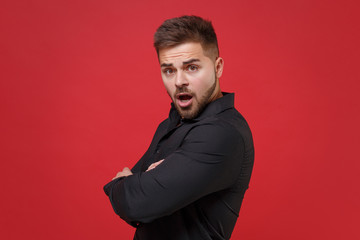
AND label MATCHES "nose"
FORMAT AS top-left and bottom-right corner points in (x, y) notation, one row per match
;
(175, 71), (189, 88)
